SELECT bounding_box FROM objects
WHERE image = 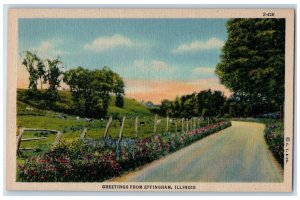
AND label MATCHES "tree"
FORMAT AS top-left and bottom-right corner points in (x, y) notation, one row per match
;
(158, 90), (225, 119)
(63, 67), (91, 116)
(116, 93), (124, 108)
(46, 58), (63, 100)
(63, 66), (125, 118)
(103, 66), (125, 108)
(196, 90), (226, 119)
(216, 19), (285, 117)
(36, 57), (46, 90)
(22, 51), (39, 91)
(160, 99), (173, 116)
